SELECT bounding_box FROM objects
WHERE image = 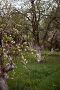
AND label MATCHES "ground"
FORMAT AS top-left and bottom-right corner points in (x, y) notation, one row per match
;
(7, 51), (60, 90)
